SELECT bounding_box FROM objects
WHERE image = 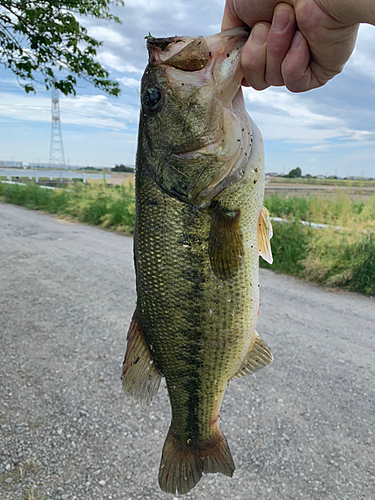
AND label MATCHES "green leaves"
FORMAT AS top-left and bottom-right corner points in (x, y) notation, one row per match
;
(0, 0), (125, 95)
